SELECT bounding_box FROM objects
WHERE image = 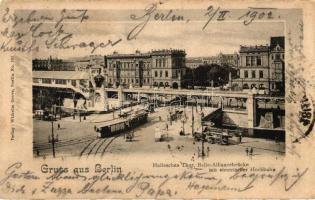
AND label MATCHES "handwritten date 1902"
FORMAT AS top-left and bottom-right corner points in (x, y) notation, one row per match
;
(238, 7), (274, 25)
